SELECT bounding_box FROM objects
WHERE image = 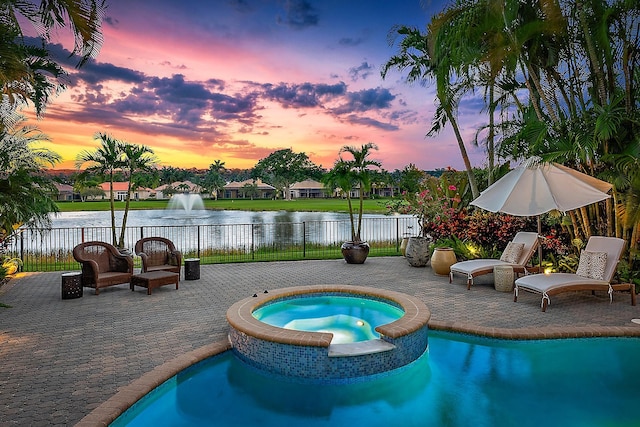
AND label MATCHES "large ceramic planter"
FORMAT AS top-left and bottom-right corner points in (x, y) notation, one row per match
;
(341, 241), (370, 264)
(431, 247), (457, 275)
(405, 236), (431, 267)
